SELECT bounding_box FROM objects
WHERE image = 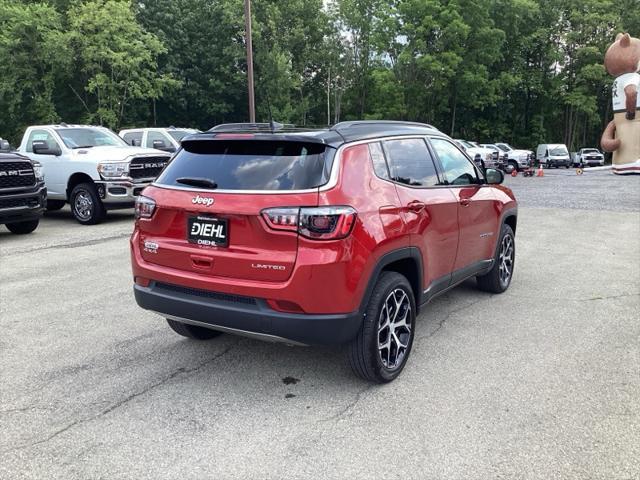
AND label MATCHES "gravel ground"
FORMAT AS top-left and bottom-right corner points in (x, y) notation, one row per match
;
(504, 168), (640, 211)
(0, 174), (639, 479)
